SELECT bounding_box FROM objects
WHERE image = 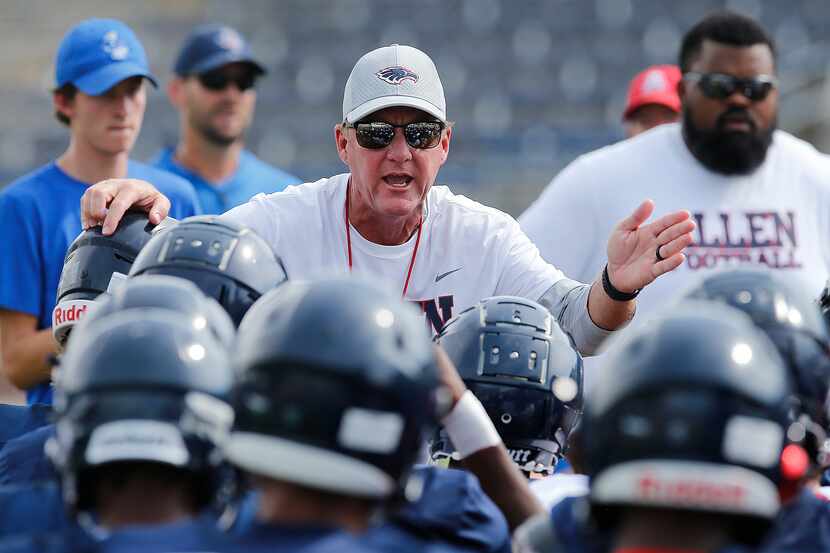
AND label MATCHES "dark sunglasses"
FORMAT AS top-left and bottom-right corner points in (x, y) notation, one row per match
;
(345, 121), (445, 150)
(684, 72), (778, 102)
(197, 70), (257, 92)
